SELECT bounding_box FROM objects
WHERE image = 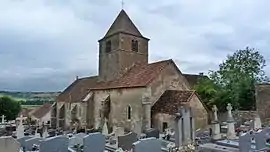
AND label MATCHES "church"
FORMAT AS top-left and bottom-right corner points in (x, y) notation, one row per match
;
(52, 10), (208, 134)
